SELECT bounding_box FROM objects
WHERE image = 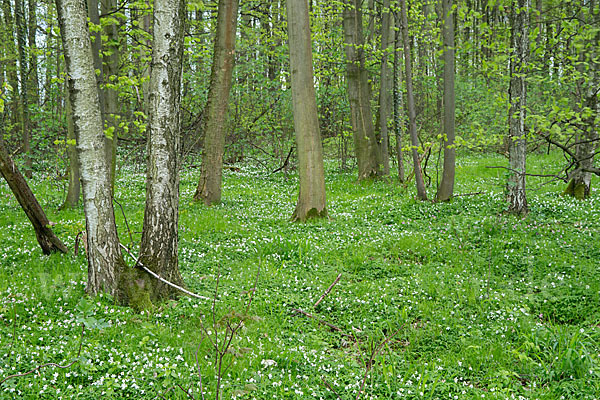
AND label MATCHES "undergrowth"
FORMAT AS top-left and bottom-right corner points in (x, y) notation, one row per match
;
(0, 153), (599, 399)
